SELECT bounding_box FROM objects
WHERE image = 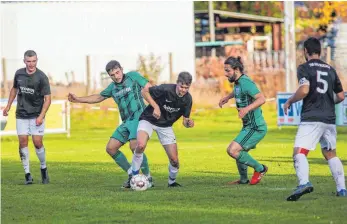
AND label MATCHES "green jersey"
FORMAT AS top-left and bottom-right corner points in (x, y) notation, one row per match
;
(100, 71), (148, 122)
(234, 75), (266, 128)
